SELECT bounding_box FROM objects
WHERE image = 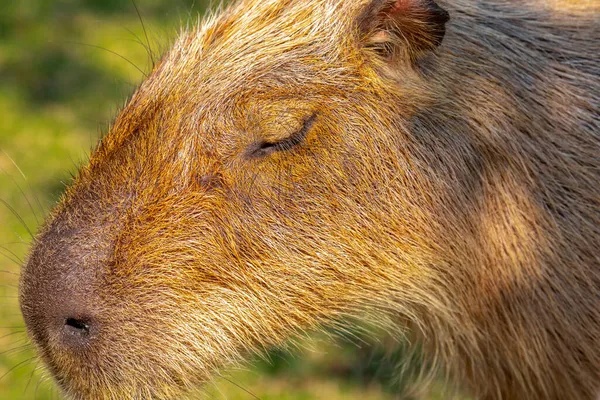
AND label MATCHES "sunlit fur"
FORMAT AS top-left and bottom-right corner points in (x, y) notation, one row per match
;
(19, 0), (599, 399)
